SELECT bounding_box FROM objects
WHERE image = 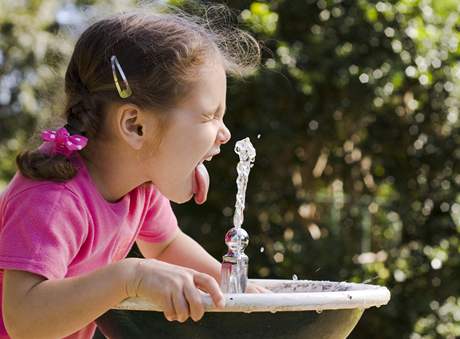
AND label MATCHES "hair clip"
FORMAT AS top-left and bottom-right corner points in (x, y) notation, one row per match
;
(111, 55), (132, 99)
(41, 127), (88, 158)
